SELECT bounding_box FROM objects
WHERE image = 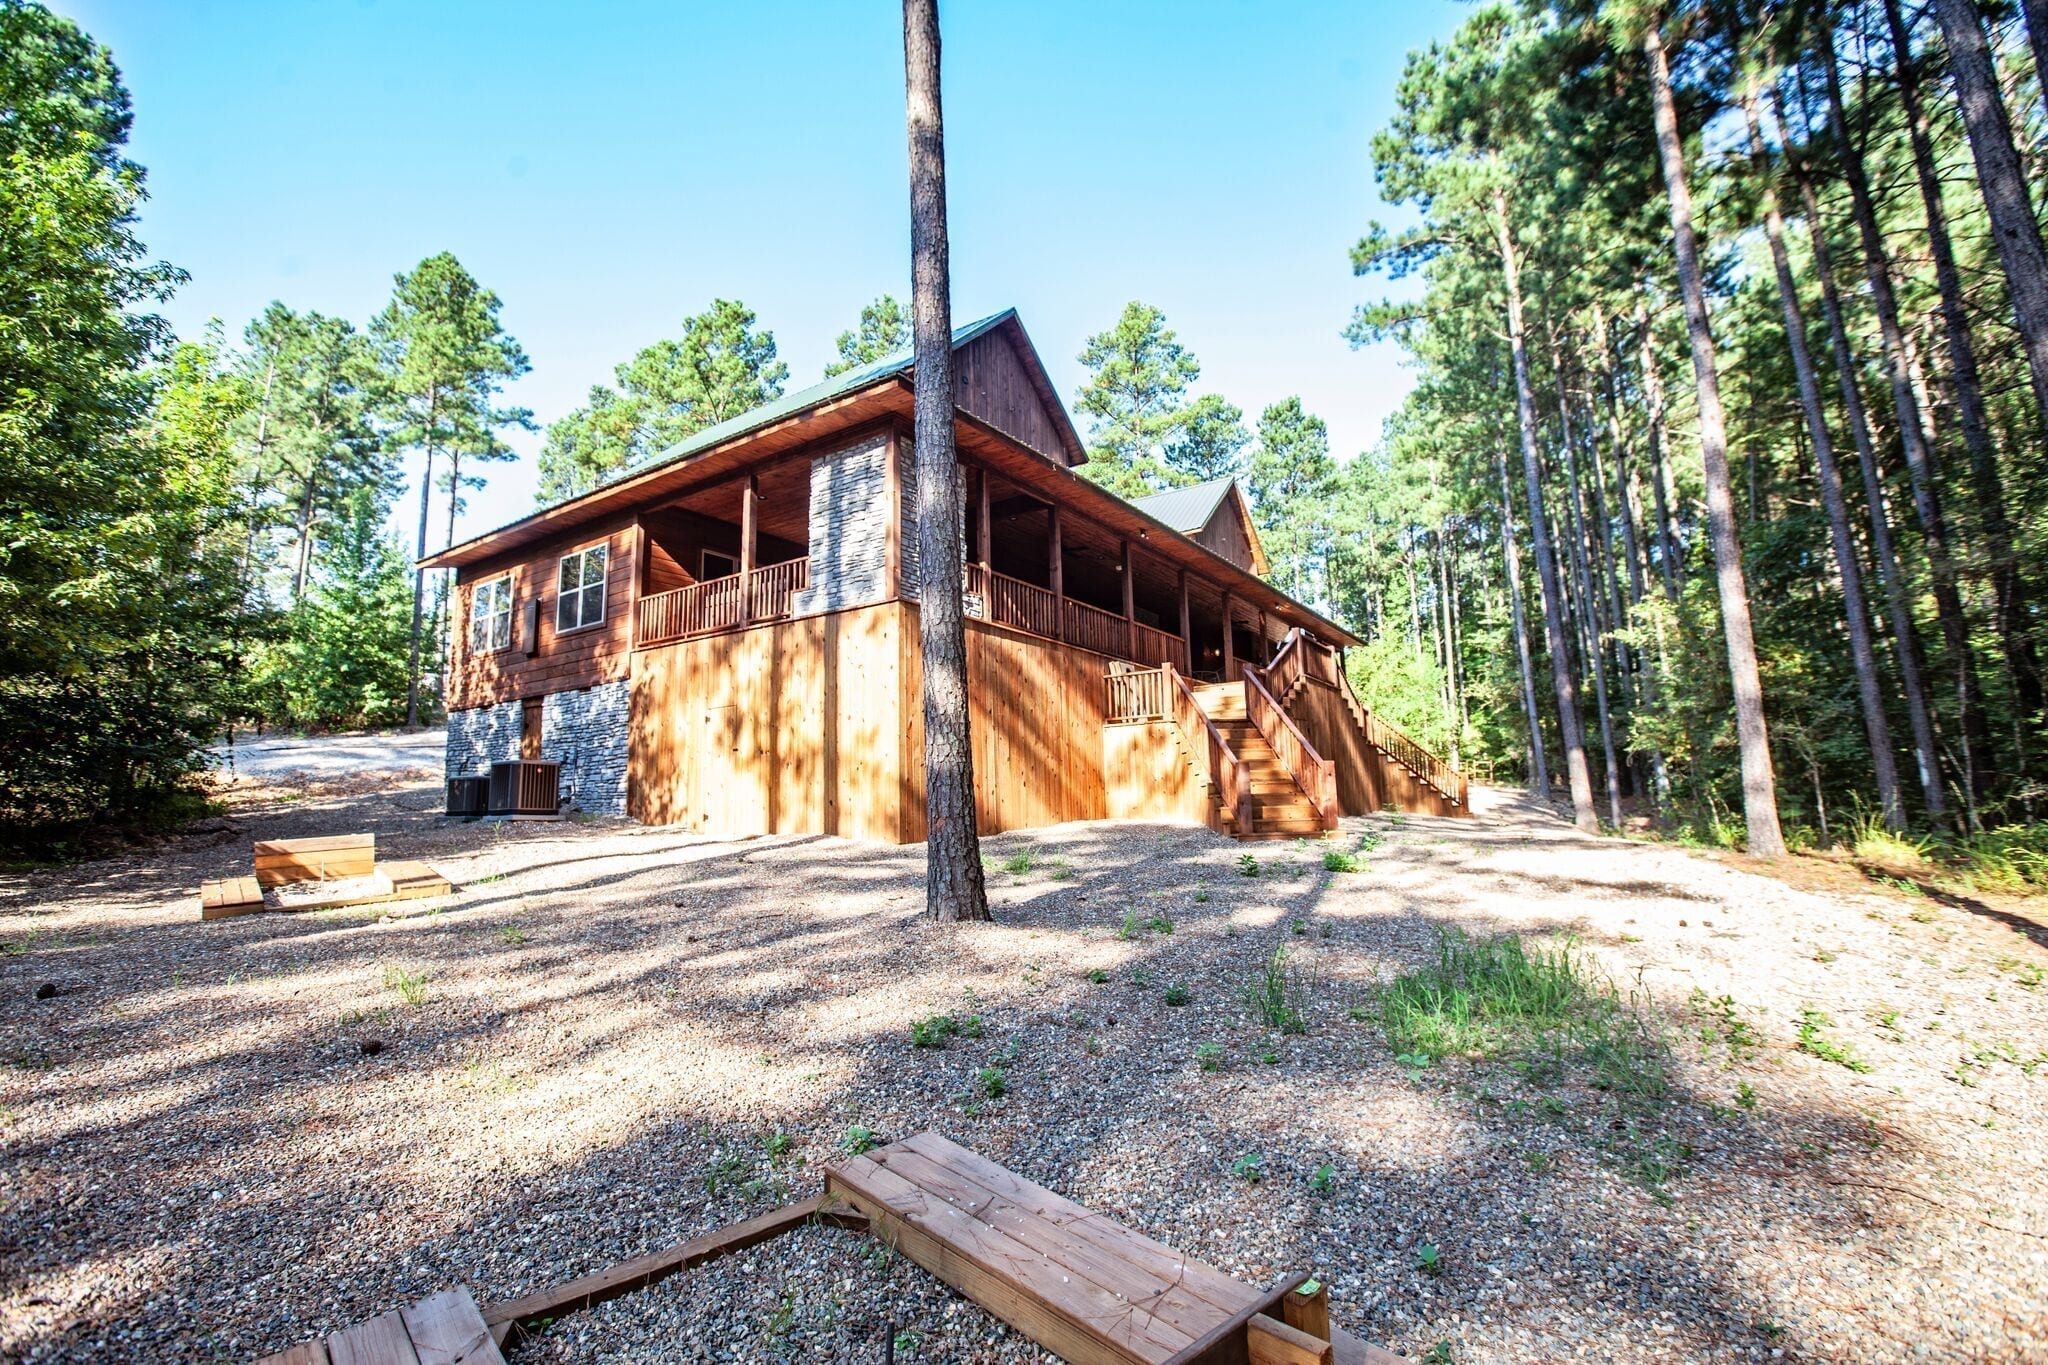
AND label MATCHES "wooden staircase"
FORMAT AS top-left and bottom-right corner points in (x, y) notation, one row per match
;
(1192, 682), (1328, 839)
